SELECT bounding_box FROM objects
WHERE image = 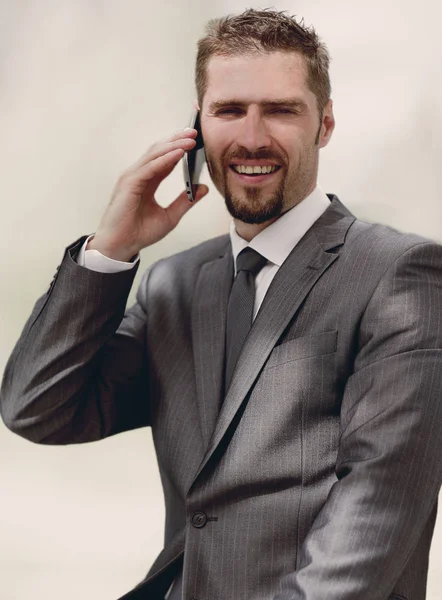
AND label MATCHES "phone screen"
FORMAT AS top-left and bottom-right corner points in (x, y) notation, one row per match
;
(183, 108), (206, 202)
